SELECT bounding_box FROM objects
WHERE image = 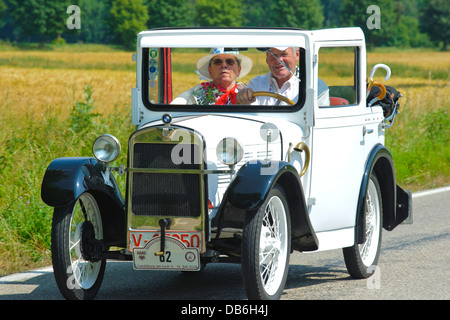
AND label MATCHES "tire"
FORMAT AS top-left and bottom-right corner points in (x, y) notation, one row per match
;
(51, 192), (106, 300)
(241, 185), (291, 300)
(343, 173), (383, 279)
